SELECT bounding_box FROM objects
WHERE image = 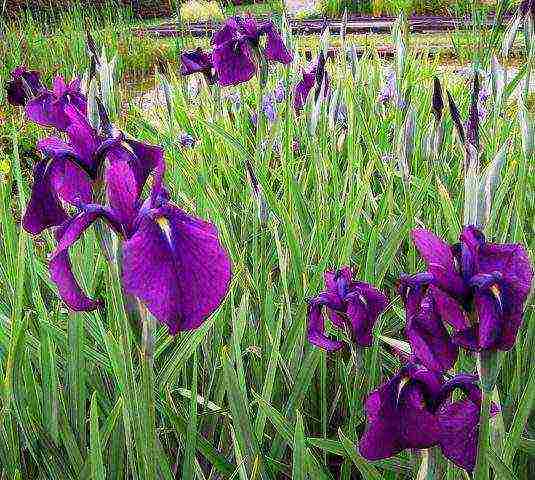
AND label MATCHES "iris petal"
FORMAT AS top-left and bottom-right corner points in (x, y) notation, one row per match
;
(121, 205), (231, 333)
(213, 40), (256, 87)
(22, 159), (69, 235)
(49, 208), (114, 311)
